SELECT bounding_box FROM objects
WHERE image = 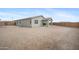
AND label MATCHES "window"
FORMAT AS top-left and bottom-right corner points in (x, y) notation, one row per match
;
(30, 20), (31, 24)
(43, 23), (46, 26)
(34, 20), (38, 24)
